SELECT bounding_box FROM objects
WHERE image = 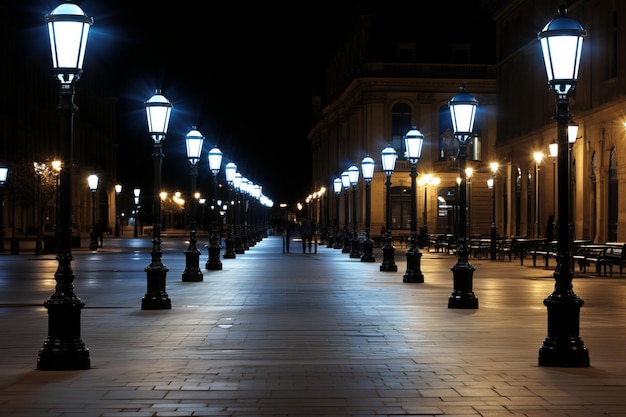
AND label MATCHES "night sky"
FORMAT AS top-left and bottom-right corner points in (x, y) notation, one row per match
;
(19, 1), (488, 207)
